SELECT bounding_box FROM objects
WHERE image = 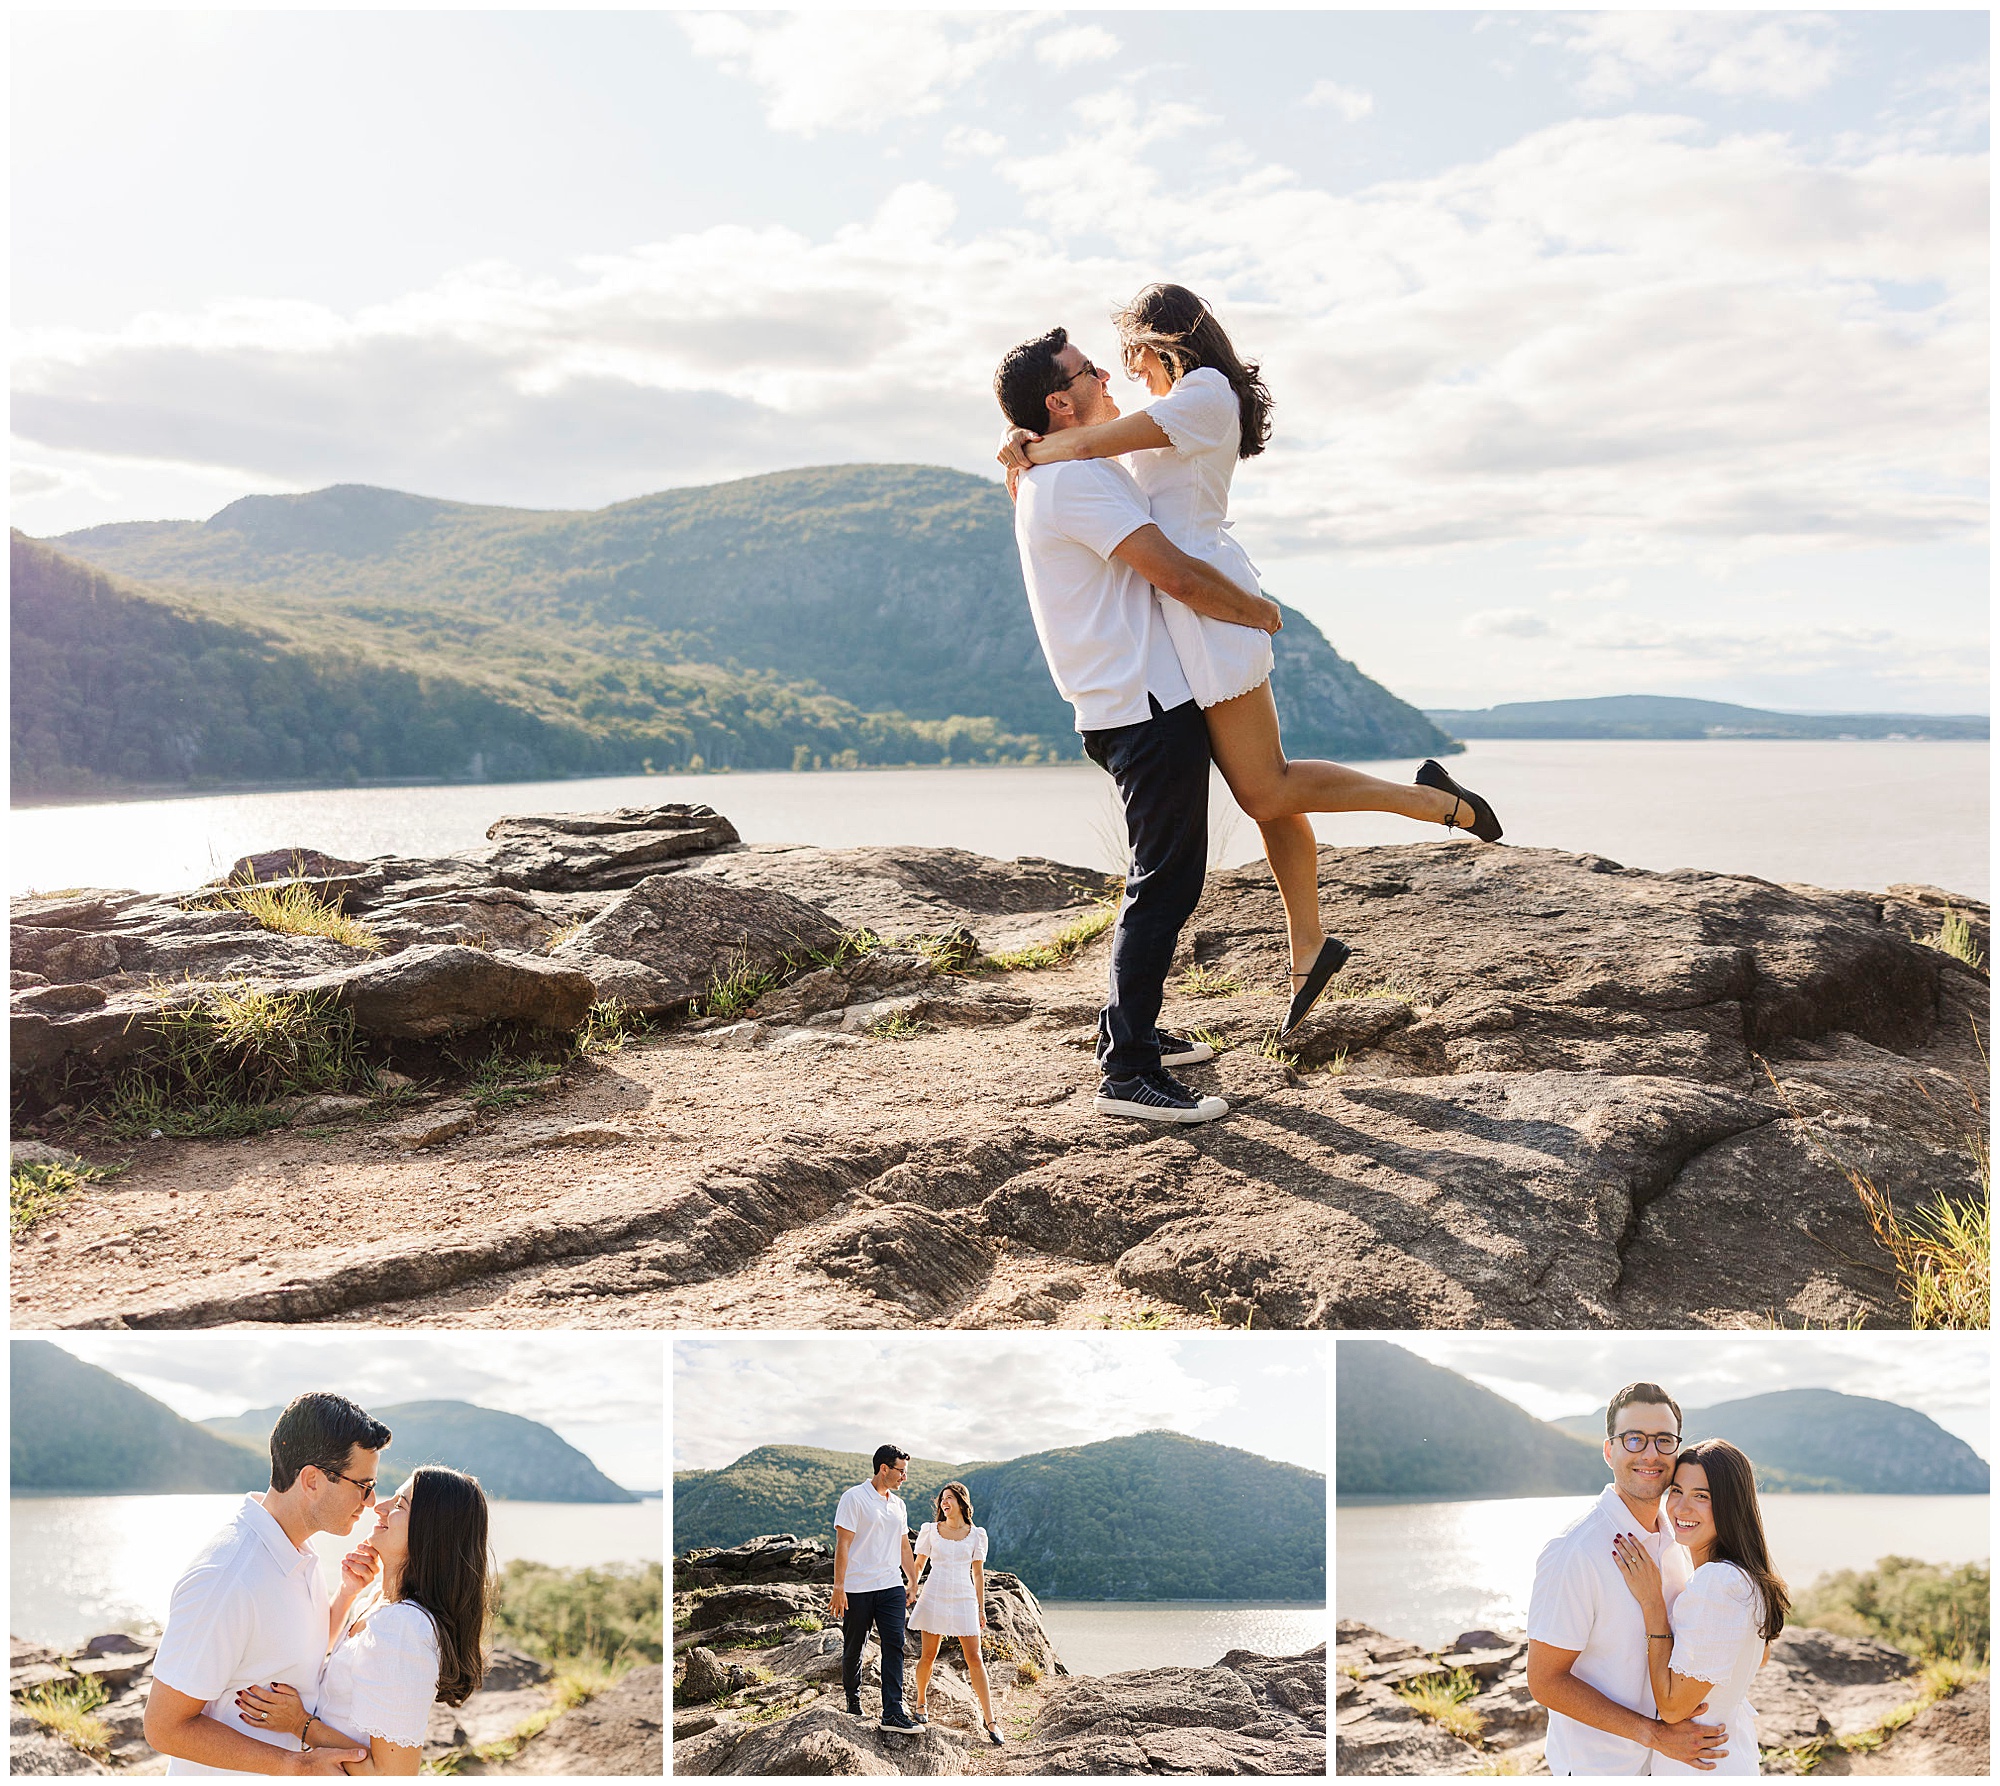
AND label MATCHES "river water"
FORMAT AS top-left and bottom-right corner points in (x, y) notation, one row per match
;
(1035, 1601), (1326, 1675)
(1336, 1493), (1991, 1649)
(10, 740), (1988, 900)
(10, 1494), (663, 1649)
